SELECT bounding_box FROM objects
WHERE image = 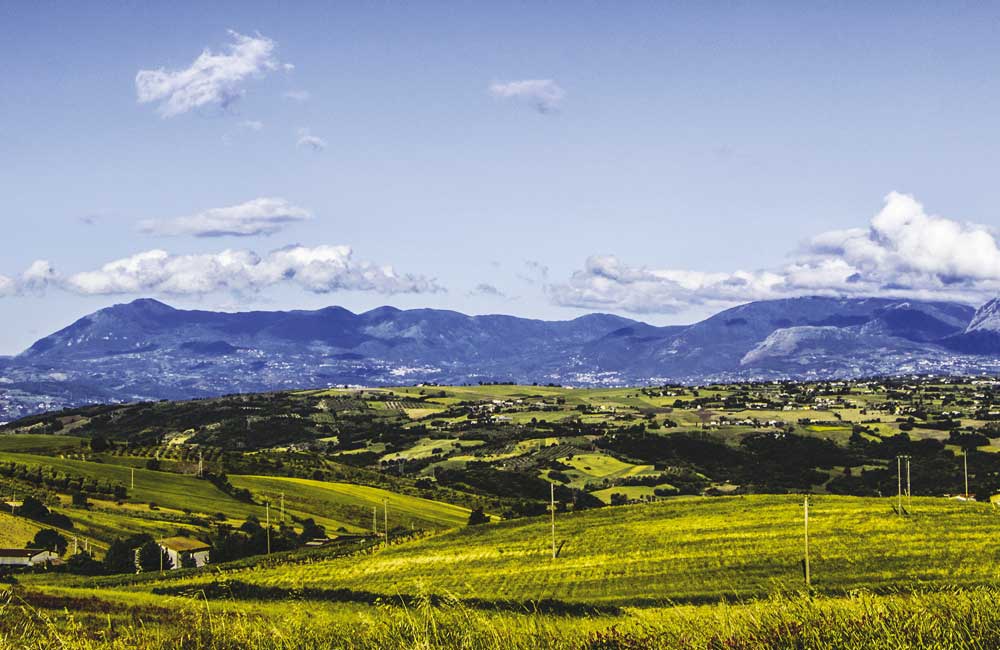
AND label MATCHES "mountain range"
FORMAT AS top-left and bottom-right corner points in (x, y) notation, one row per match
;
(1, 295), (999, 421)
